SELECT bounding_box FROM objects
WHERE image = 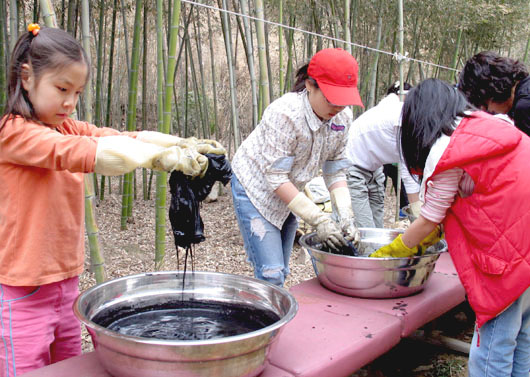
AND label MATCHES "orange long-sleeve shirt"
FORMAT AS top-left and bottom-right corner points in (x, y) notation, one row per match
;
(0, 116), (135, 286)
